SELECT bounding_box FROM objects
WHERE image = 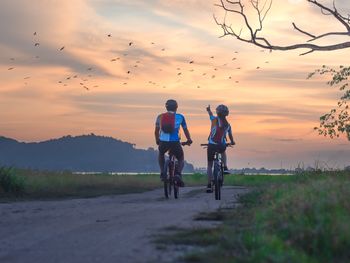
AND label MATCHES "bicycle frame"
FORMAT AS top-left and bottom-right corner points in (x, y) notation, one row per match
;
(201, 143), (232, 200)
(163, 151), (180, 199)
(163, 142), (190, 199)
